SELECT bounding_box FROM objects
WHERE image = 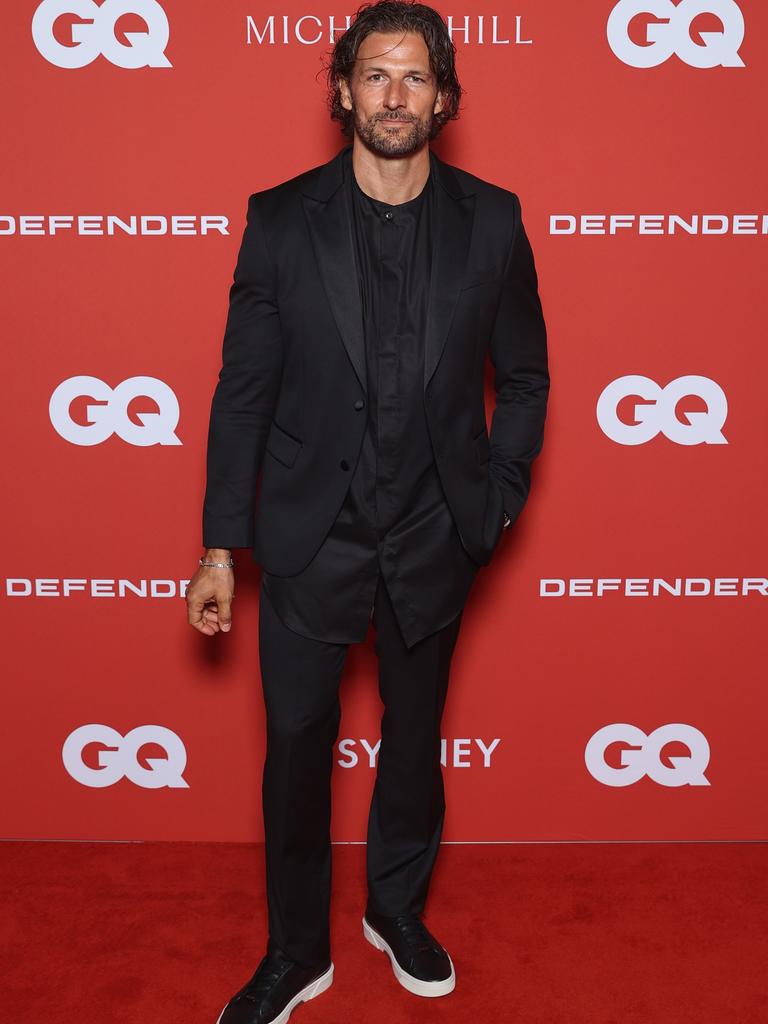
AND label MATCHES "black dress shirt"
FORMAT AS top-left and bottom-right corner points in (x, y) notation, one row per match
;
(261, 146), (479, 648)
